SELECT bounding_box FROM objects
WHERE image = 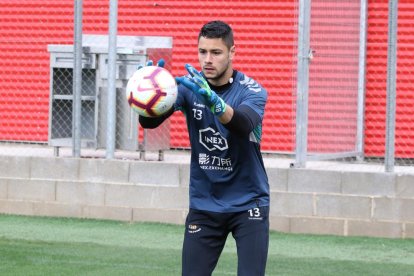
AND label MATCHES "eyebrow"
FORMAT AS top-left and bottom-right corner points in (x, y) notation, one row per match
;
(198, 48), (223, 52)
